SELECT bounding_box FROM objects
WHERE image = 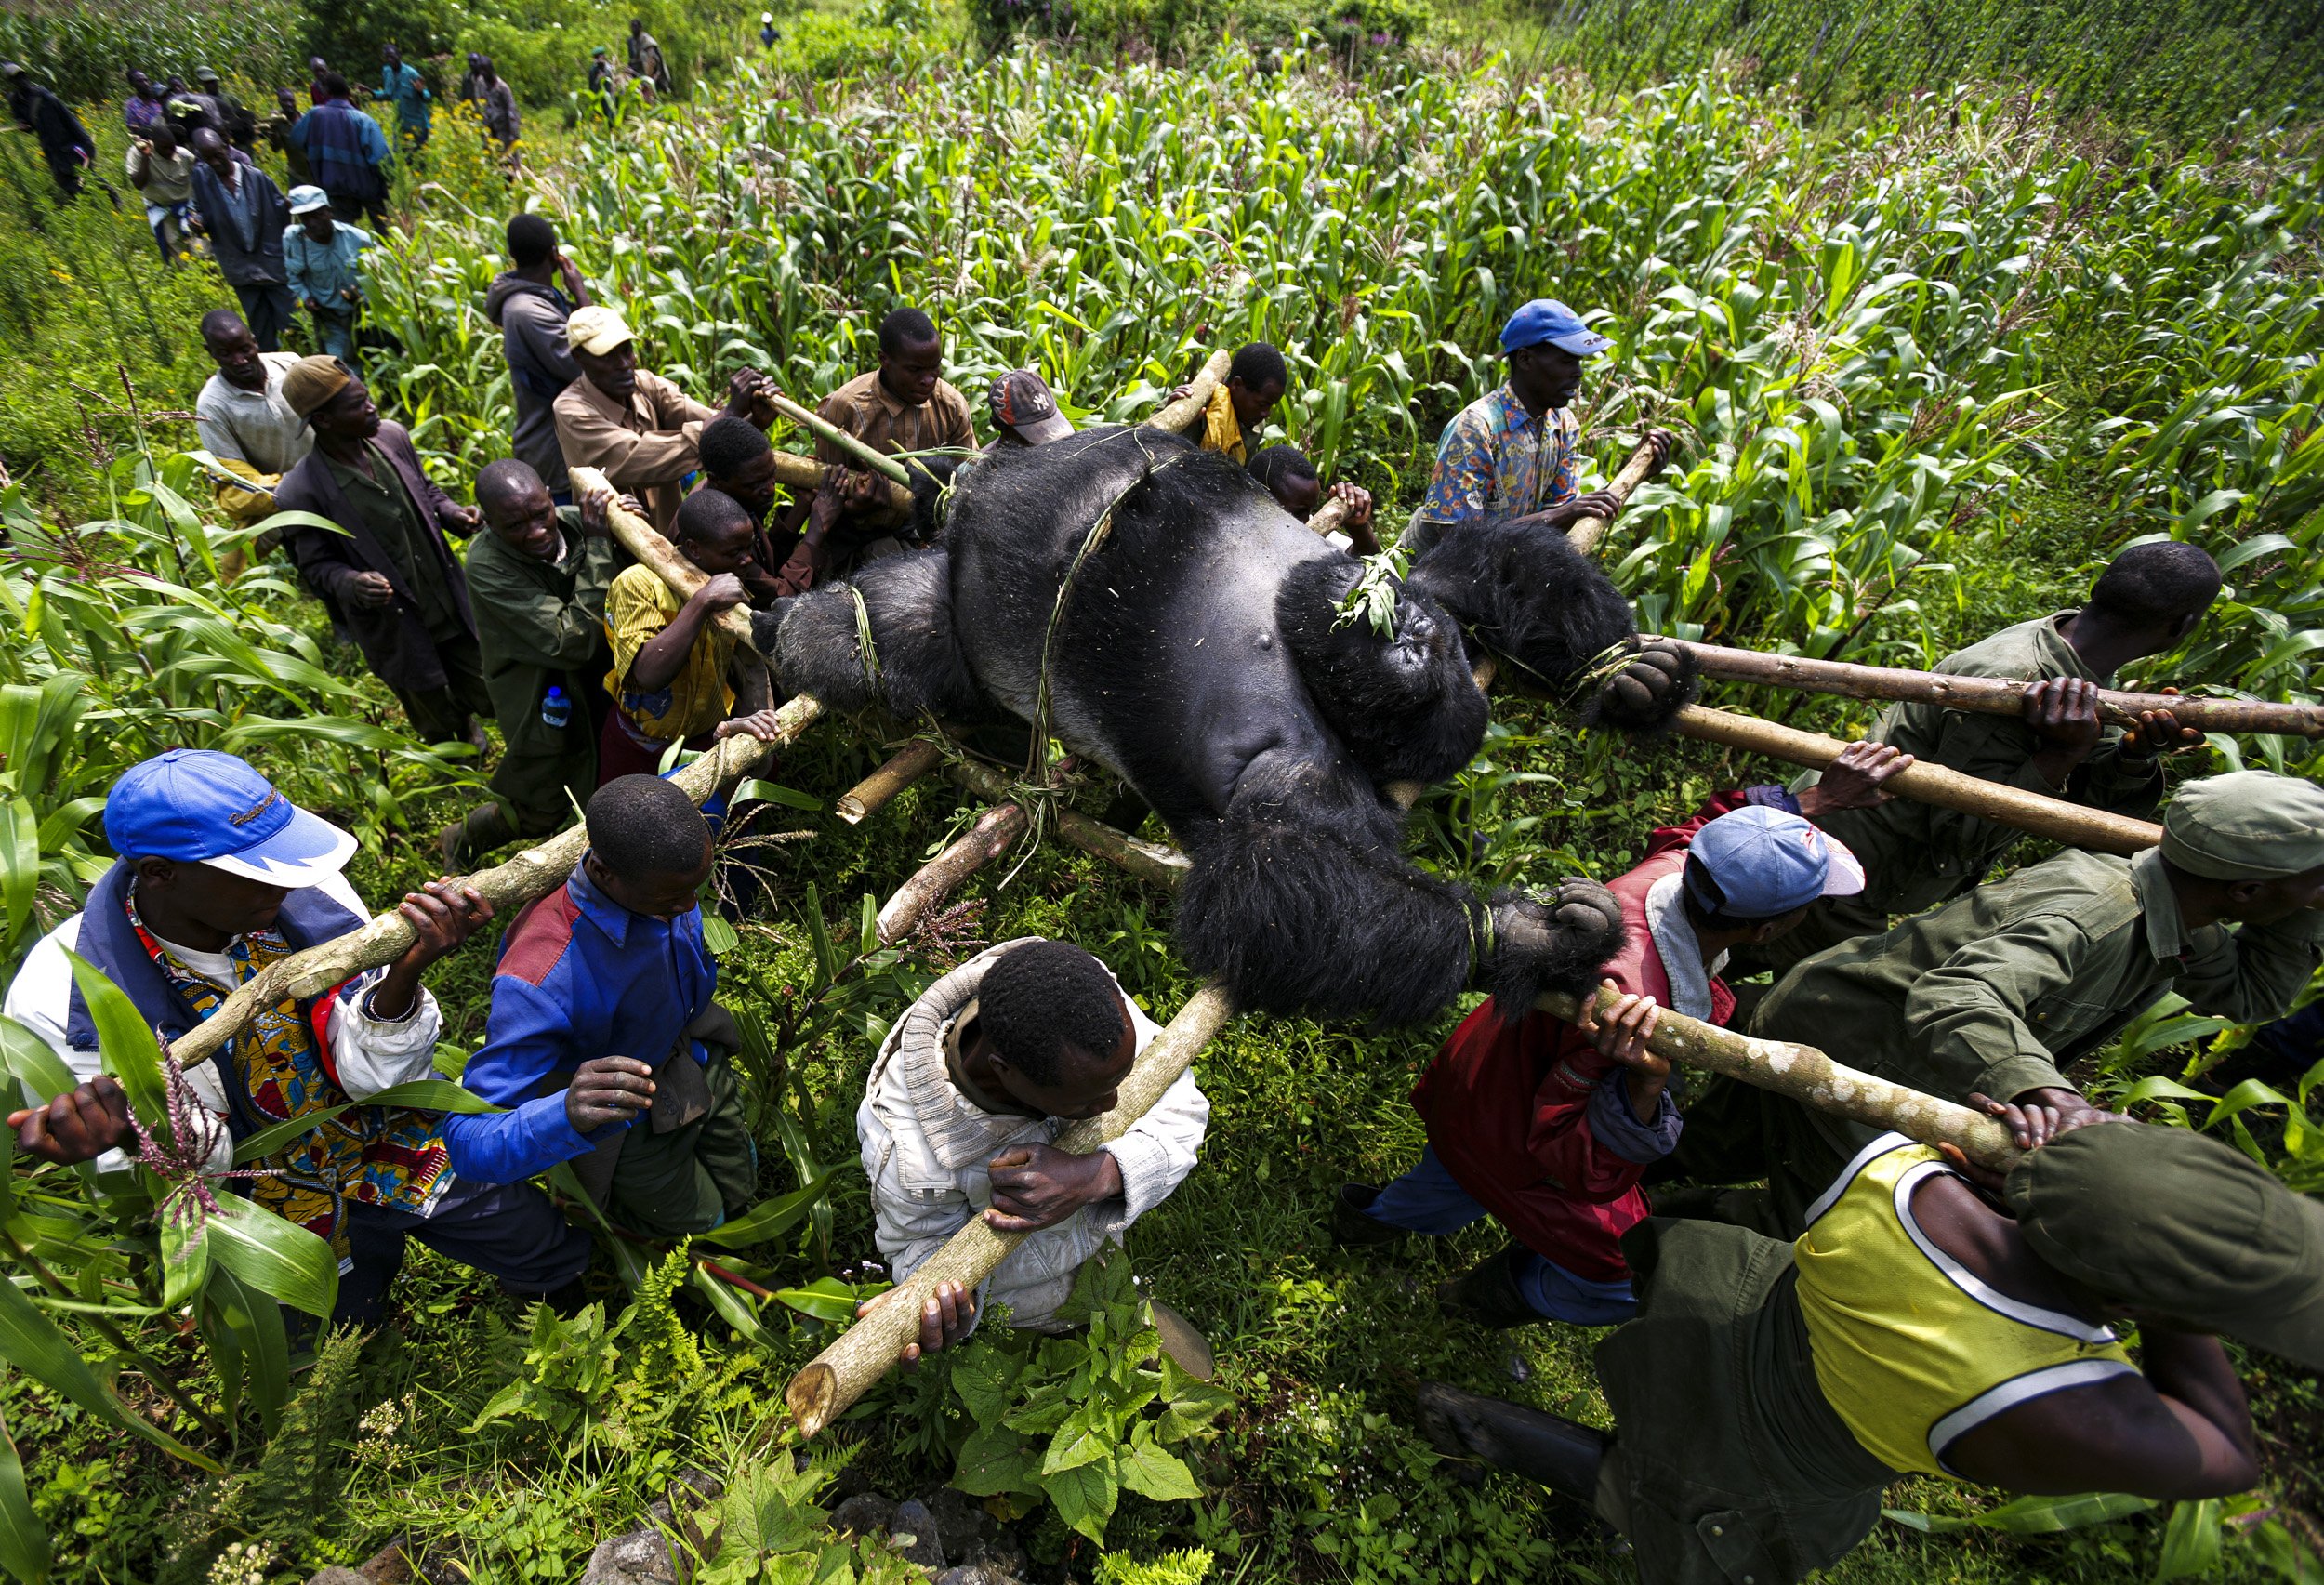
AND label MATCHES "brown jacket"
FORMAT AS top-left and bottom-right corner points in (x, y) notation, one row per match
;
(552, 368), (719, 532)
(815, 369), (976, 531)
